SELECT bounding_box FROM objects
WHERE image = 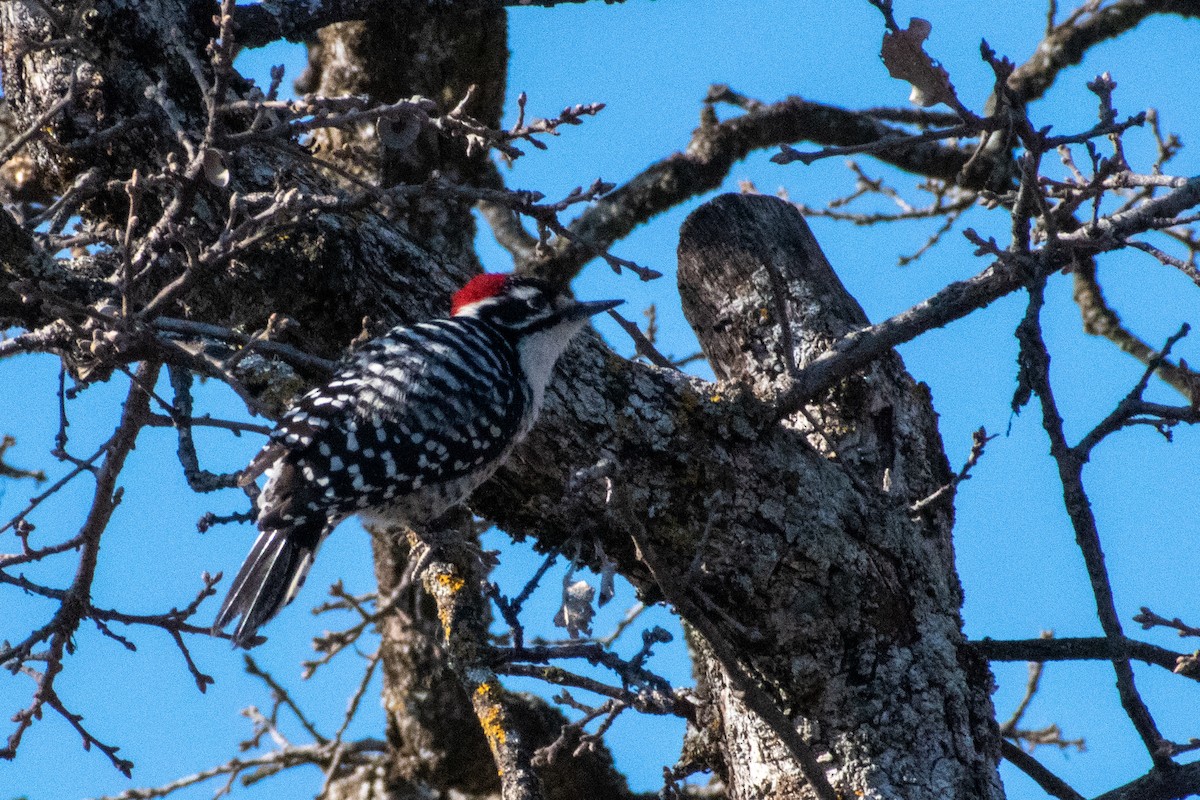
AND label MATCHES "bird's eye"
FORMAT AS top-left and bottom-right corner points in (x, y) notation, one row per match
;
(527, 294), (549, 312)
